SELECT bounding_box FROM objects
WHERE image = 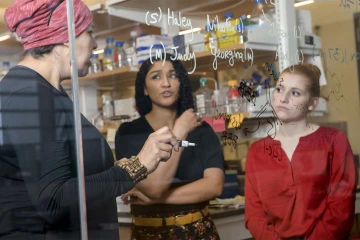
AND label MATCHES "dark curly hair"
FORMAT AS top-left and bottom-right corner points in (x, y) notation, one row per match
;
(135, 53), (194, 117)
